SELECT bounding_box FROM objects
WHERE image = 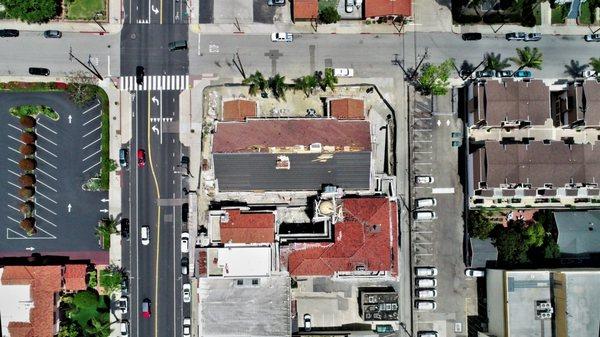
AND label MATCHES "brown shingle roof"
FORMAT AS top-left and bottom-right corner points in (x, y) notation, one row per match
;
(212, 119), (371, 153)
(583, 80), (600, 126)
(365, 0), (412, 17)
(330, 98), (365, 120)
(483, 79), (550, 125)
(222, 99), (257, 122)
(293, 0), (318, 20)
(64, 264), (88, 291)
(220, 210), (275, 244)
